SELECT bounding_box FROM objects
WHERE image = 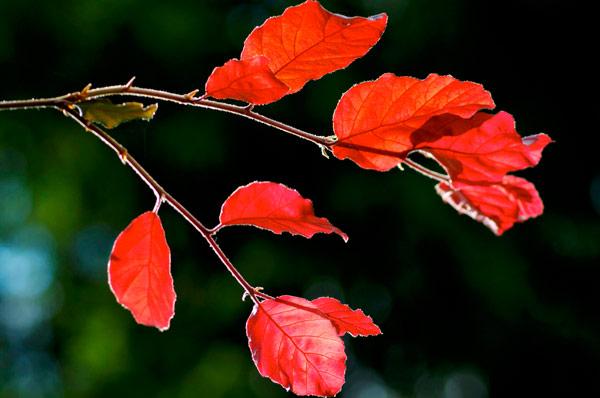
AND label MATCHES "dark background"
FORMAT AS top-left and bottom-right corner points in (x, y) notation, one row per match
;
(1, 0), (598, 397)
